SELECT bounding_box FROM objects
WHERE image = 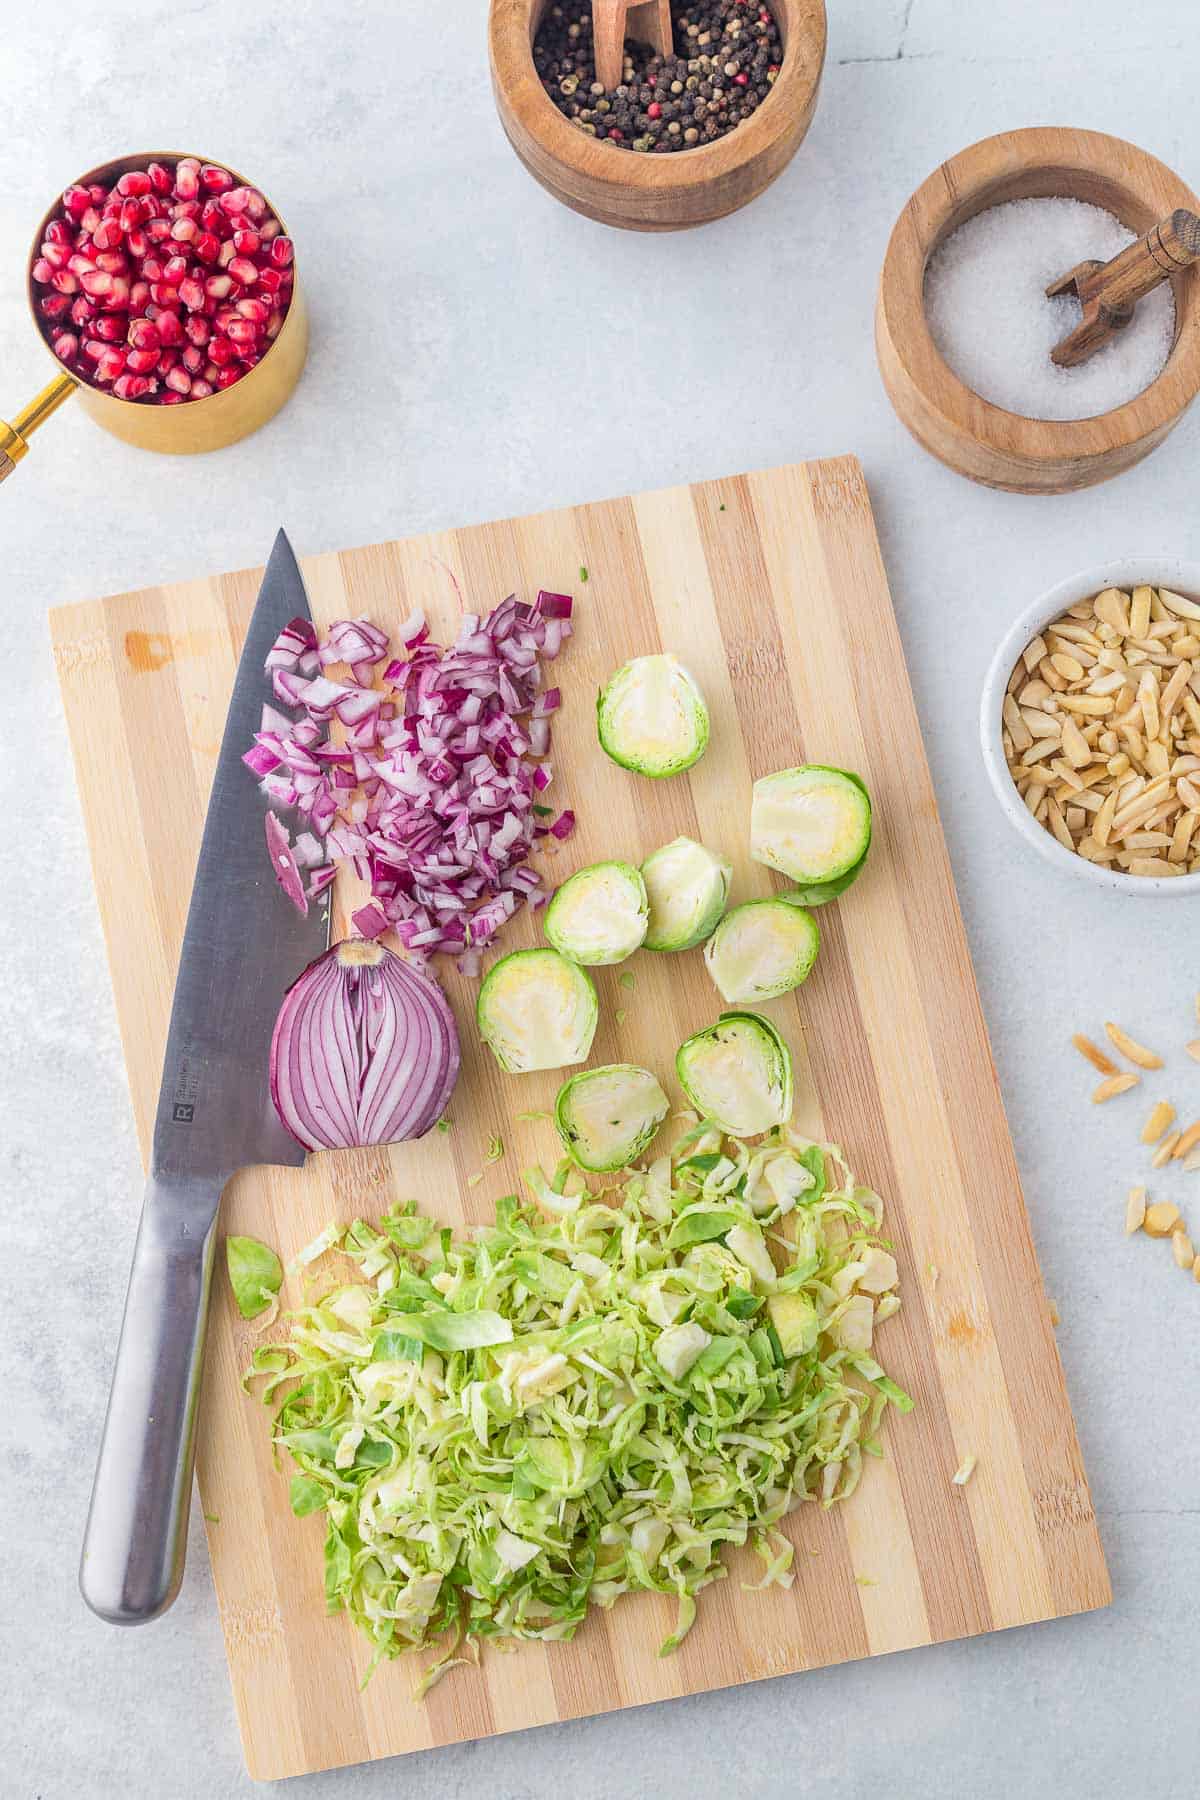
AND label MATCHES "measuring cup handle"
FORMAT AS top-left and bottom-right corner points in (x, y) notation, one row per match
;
(0, 372), (76, 481)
